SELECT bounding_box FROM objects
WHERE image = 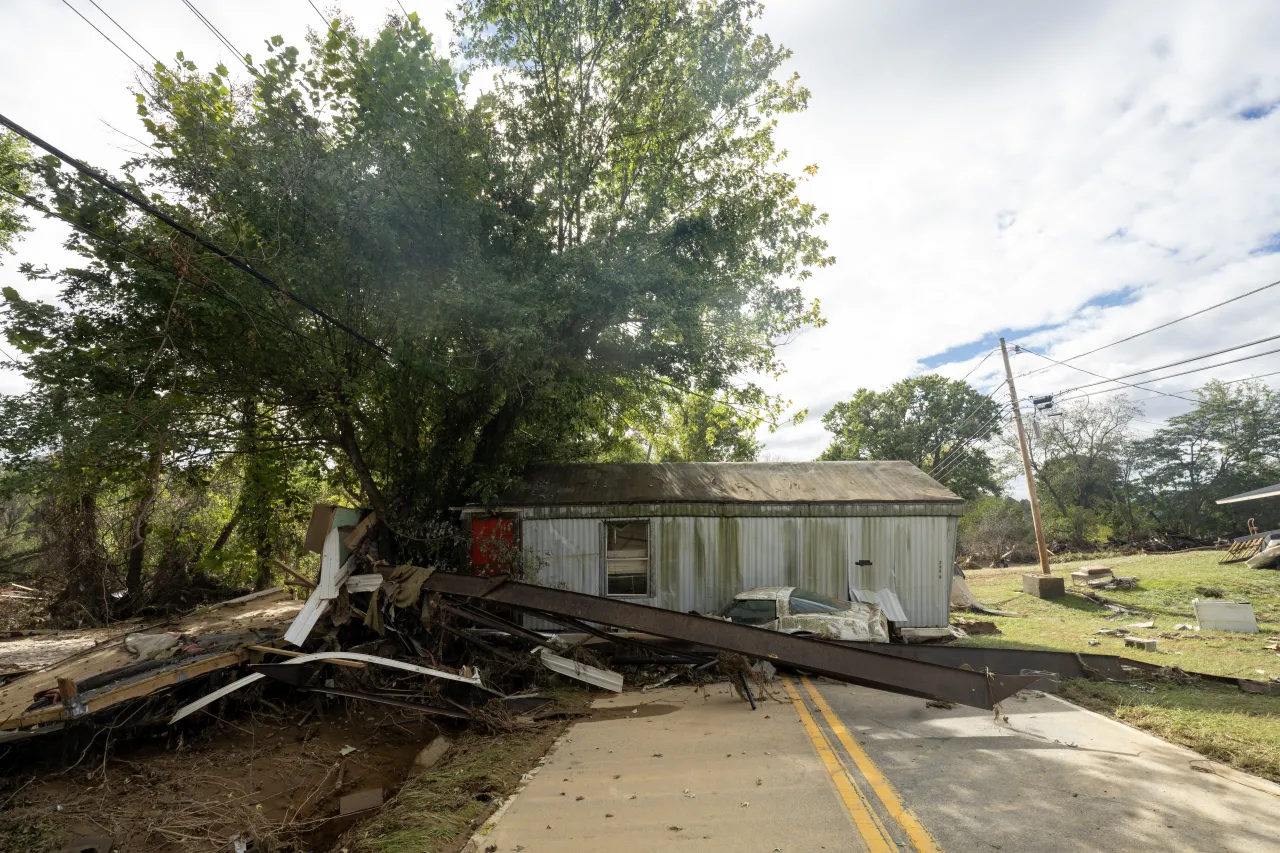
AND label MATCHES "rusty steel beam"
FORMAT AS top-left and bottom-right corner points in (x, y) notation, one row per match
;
(422, 574), (1041, 709)
(840, 642), (1129, 681)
